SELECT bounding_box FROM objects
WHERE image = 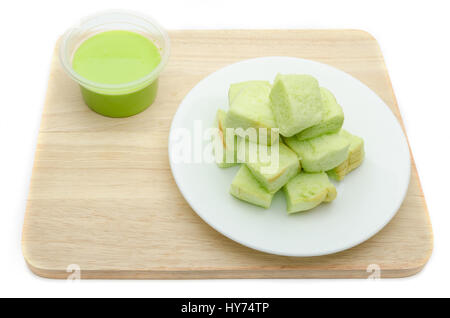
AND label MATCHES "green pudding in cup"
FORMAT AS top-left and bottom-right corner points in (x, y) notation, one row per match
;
(59, 10), (170, 117)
